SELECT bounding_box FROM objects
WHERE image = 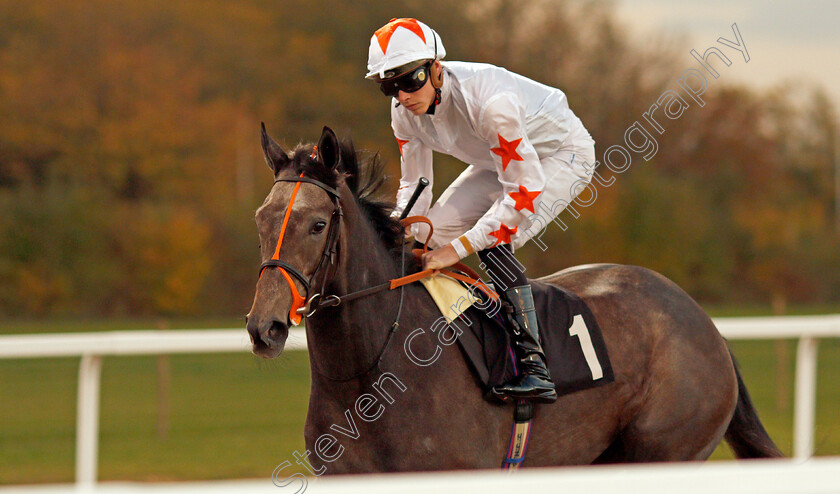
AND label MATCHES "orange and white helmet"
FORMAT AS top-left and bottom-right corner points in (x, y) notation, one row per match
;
(366, 18), (445, 81)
